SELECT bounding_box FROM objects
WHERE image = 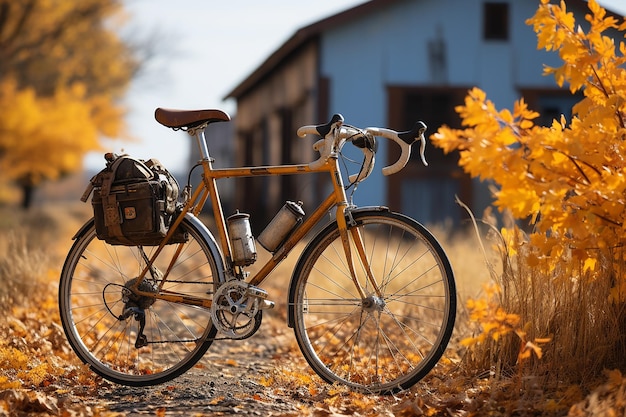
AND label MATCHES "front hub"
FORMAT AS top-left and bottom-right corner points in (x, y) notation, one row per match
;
(362, 295), (385, 313)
